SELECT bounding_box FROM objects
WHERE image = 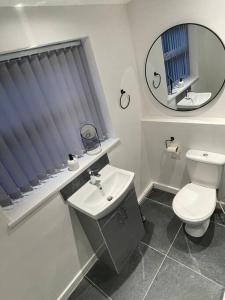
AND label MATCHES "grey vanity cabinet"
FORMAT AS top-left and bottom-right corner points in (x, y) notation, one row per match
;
(76, 185), (145, 274)
(99, 188), (145, 272)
